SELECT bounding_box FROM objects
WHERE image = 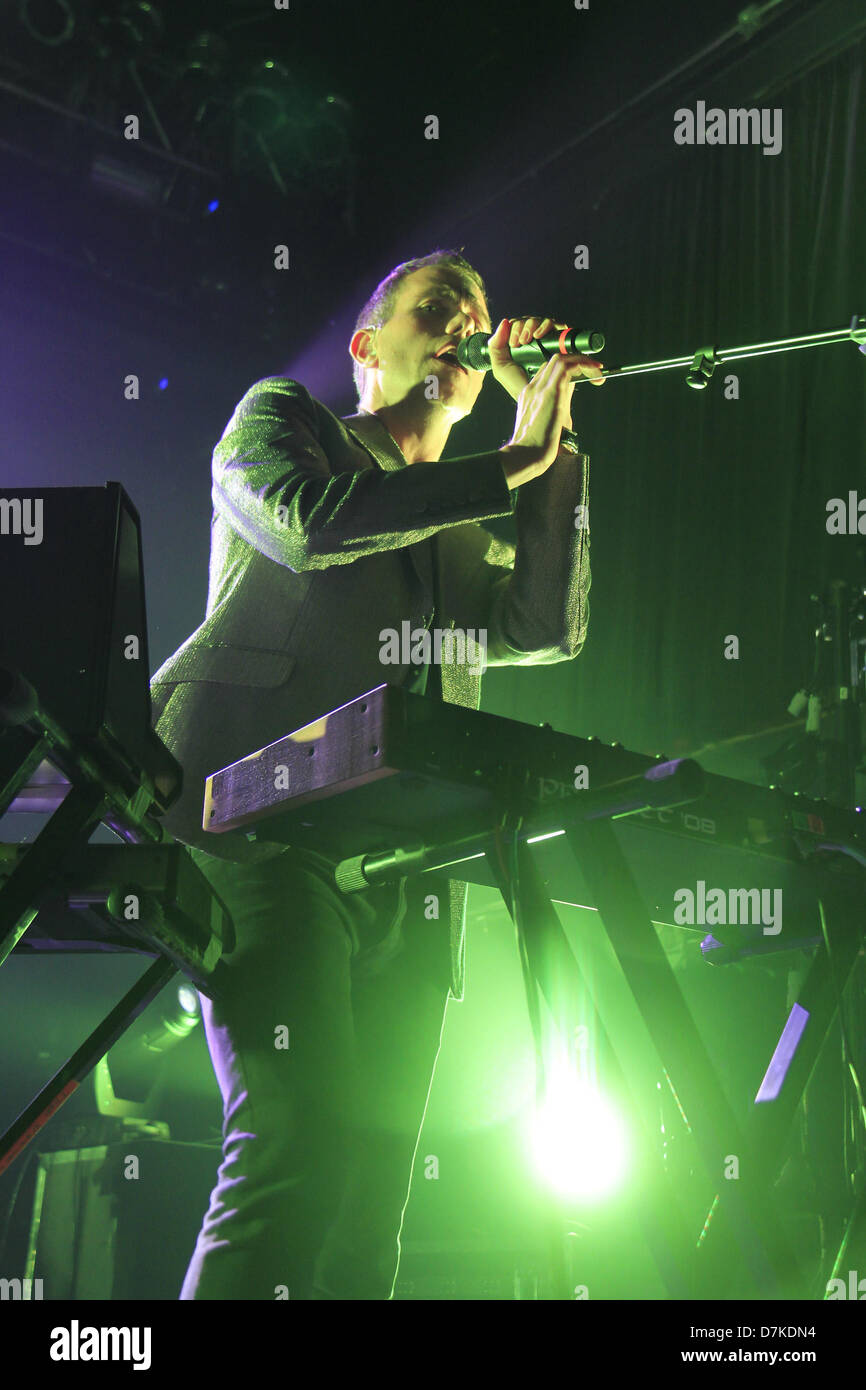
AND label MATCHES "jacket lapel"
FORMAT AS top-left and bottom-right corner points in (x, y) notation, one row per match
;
(341, 411), (434, 600)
